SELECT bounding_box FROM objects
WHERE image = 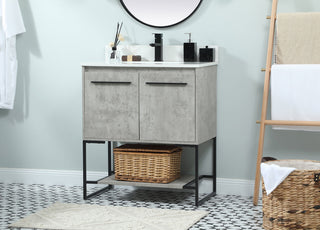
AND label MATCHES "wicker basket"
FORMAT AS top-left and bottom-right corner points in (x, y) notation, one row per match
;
(262, 159), (320, 230)
(114, 144), (182, 183)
